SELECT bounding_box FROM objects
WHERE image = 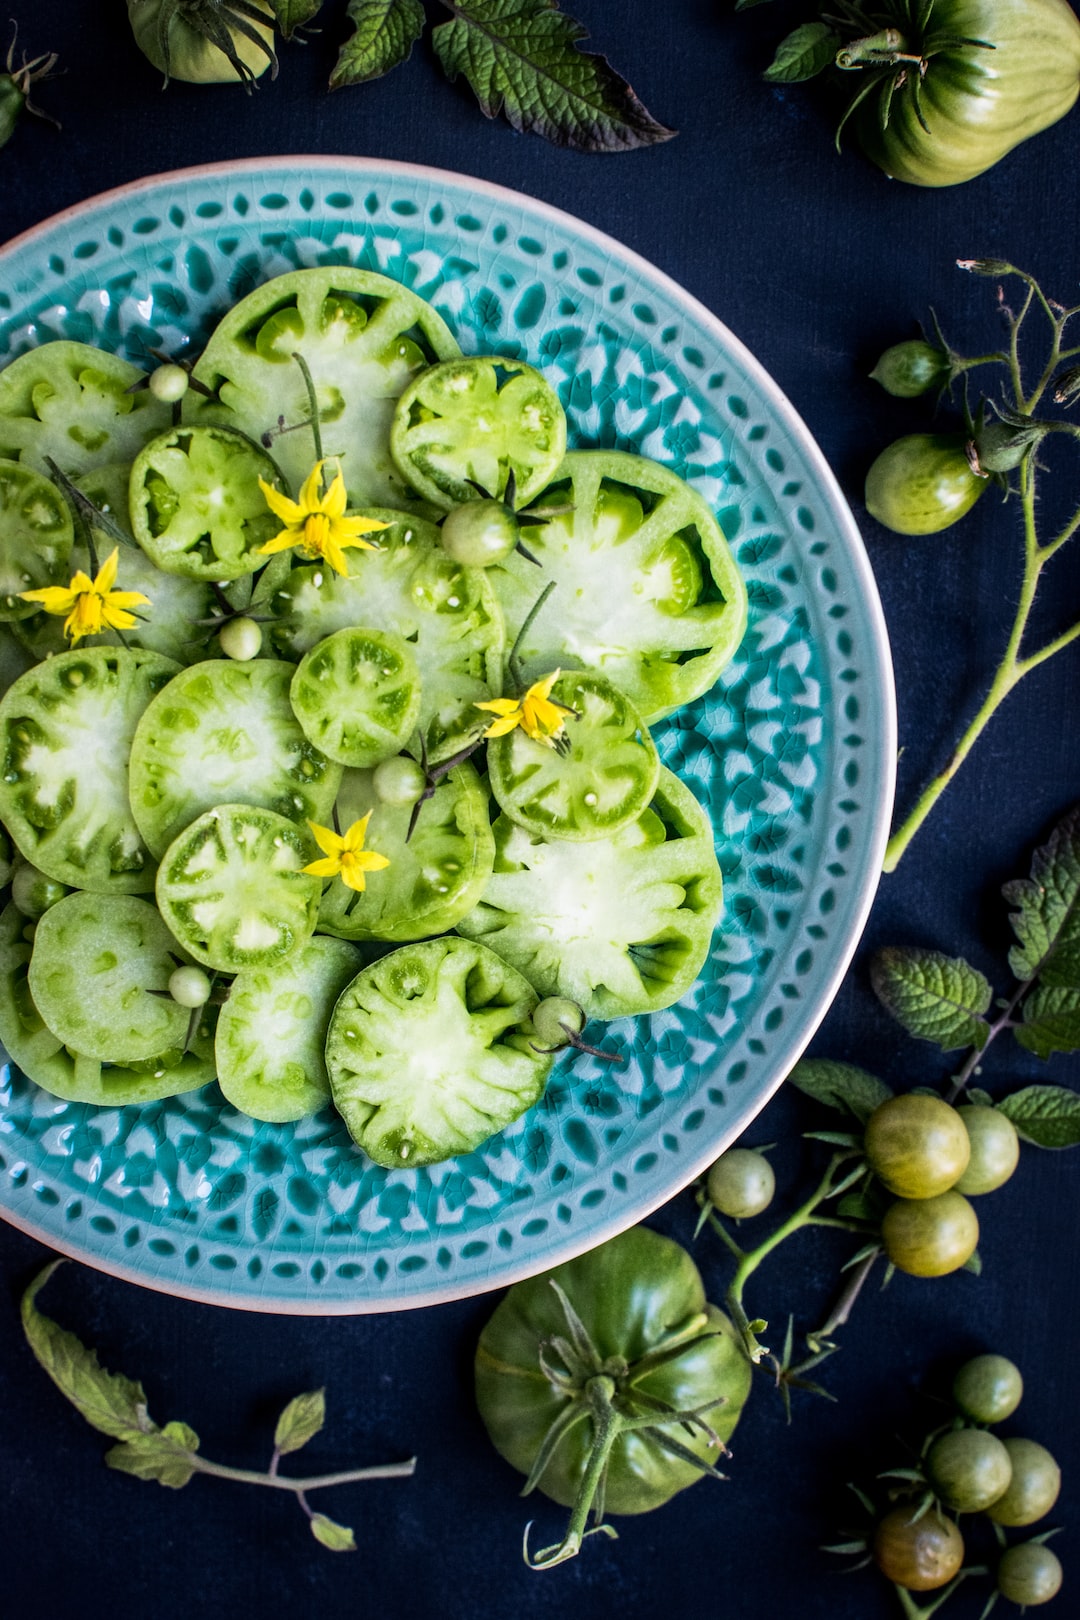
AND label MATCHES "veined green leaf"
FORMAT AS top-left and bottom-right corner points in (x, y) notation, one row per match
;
(21, 1261), (154, 1442)
(431, 0), (675, 153)
(788, 1057), (892, 1121)
(1004, 804), (1080, 988)
(311, 1513), (357, 1551)
(105, 1422), (200, 1489)
(870, 947), (992, 1051)
(999, 1083), (1080, 1147)
(330, 0), (425, 88)
(274, 1388), (326, 1454)
(268, 0), (322, 39)
(1015, 985), (1080, 1059)
(764, 23), (840, 84)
